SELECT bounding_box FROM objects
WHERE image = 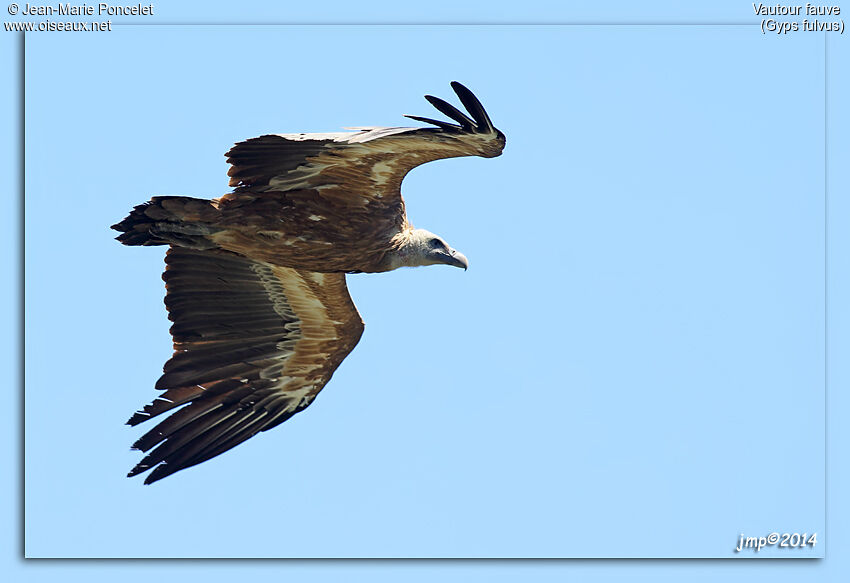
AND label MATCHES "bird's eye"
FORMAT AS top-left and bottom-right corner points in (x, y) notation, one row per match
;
(429, 238), (443, 249)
